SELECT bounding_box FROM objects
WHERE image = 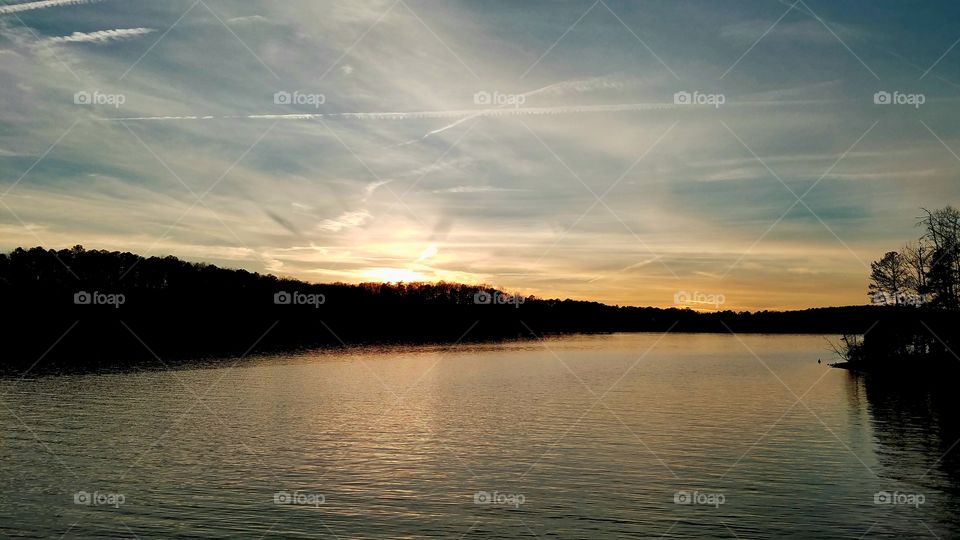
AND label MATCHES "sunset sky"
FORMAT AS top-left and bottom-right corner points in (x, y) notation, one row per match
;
(2, 0), (959, 310)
